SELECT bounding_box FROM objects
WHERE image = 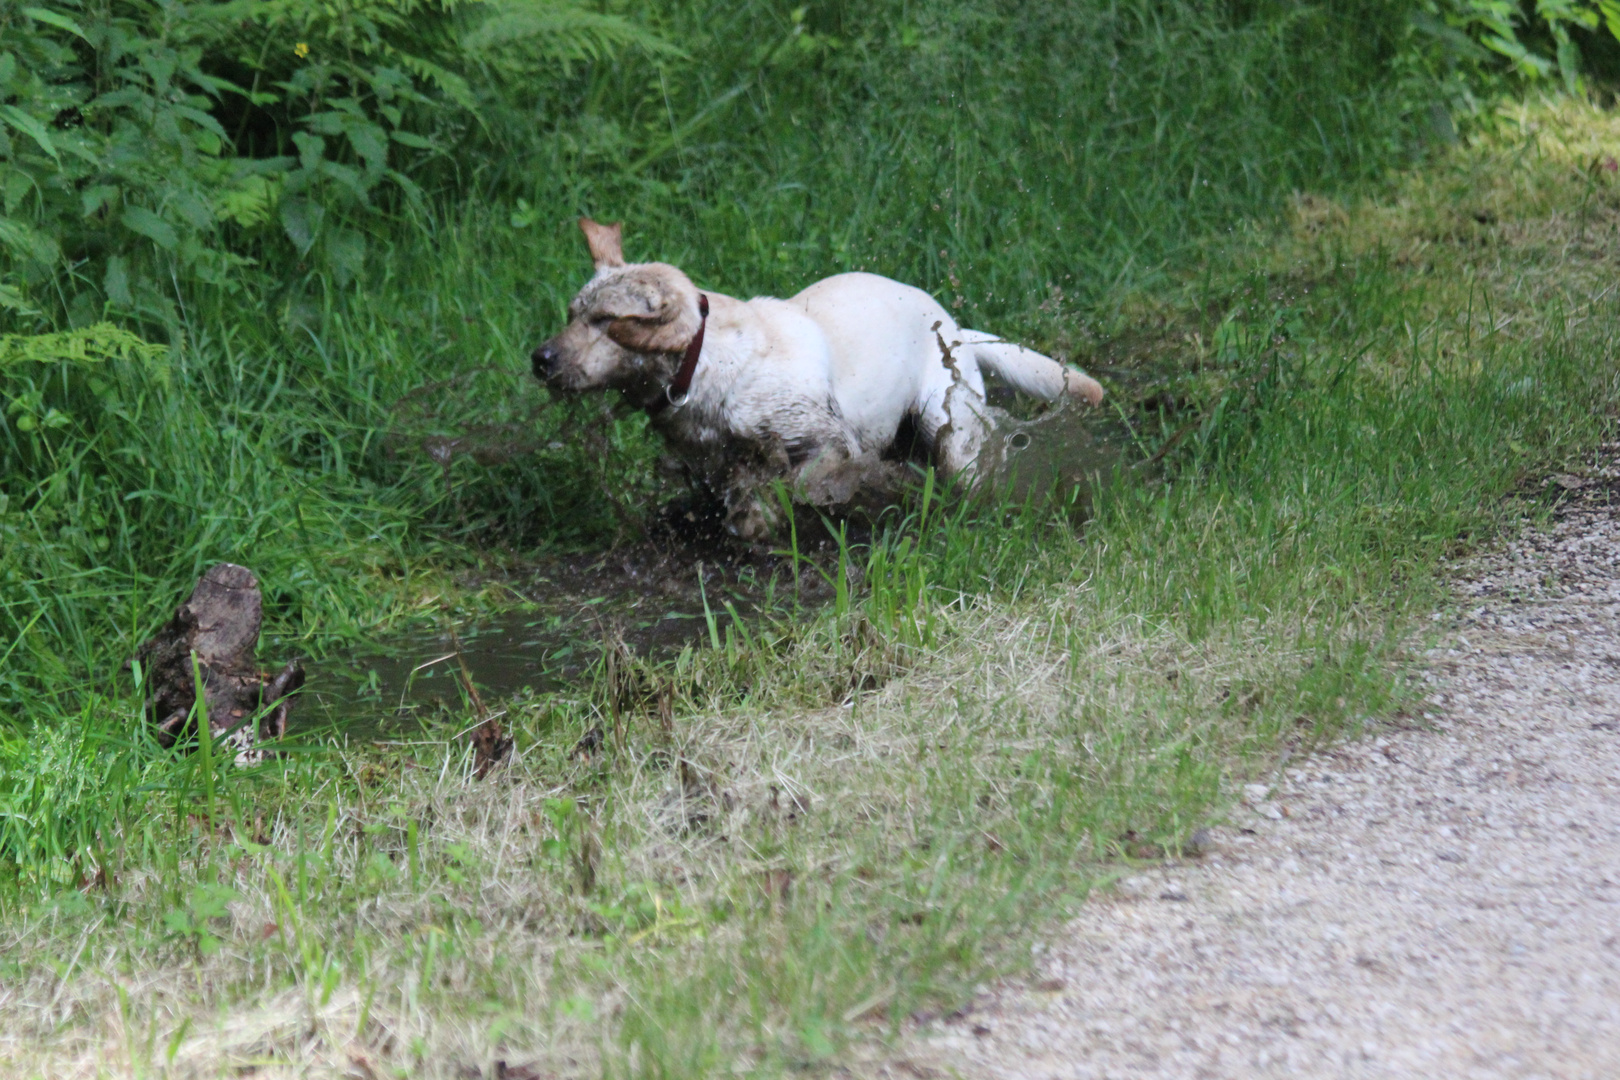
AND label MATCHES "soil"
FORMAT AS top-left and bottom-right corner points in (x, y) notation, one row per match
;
(891, 450), (1620, 1079)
